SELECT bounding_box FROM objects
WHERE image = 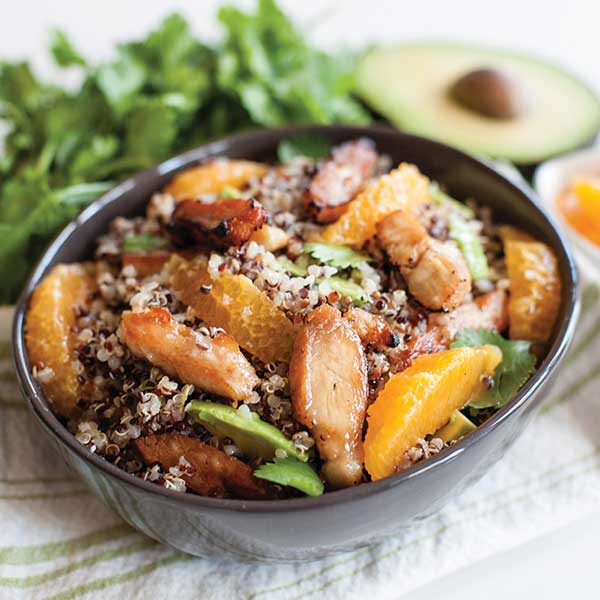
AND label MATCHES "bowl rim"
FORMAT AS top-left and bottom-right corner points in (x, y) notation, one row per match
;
(12, 124), (580, 513)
